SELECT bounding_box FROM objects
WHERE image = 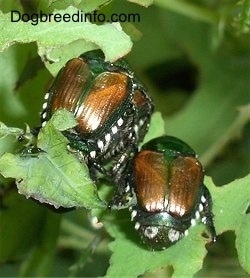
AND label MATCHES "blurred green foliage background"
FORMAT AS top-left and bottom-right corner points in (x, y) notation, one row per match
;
(0, 0), (250, 277)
